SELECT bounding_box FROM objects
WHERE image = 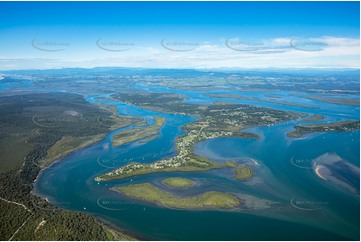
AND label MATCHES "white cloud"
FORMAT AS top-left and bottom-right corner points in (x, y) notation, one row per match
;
(0, 36), (359, 70)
